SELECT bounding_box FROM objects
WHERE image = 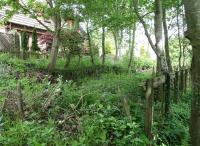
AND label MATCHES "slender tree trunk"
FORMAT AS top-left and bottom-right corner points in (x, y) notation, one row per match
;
(182, 6), (186, 67)
(102, 26), (106, 65)
(119, 30), (123, 58)
(48, 15), (61, 72)
(113, 31), (119, 60)
(128, 27), (132, 54)
(128, 22), (136, 71)
(183, 0), (200, 145)
(133, 0), (168, 73)
(163, 8), (172, 72)
(86, 21), (94, 66)
(177, 5), (182, 68)
(155, 0), (167, 73)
